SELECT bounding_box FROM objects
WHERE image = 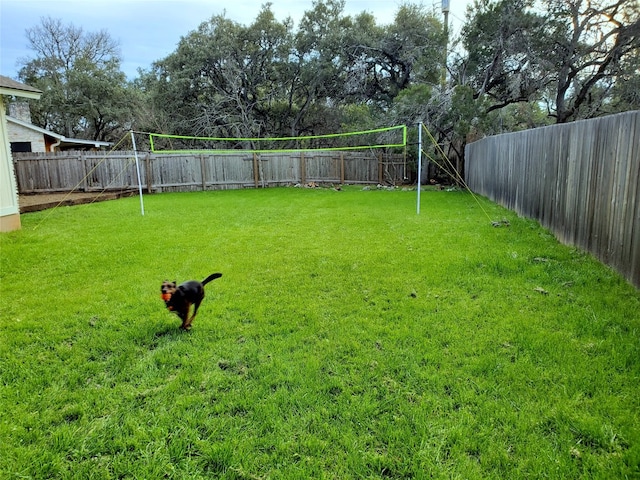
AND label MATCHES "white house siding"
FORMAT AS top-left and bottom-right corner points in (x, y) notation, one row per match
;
(0, 76), (42, 231)
(0, 97), (21, 230)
